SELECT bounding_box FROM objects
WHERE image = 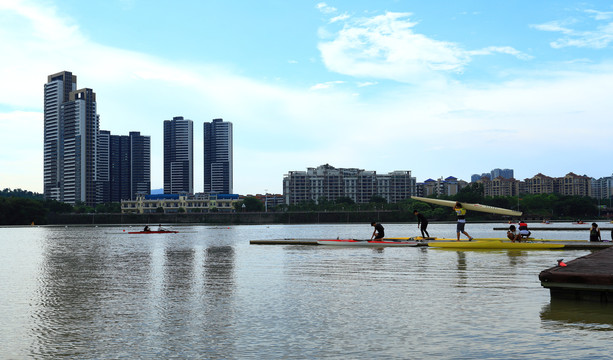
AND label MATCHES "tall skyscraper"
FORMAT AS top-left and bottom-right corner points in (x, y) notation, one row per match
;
(203, 118), (233, 194)
(44, 71), (100, 206)
(44, 71), (76, 201)
(164, 116), (193, 194)
(129, 131), (151, 199)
